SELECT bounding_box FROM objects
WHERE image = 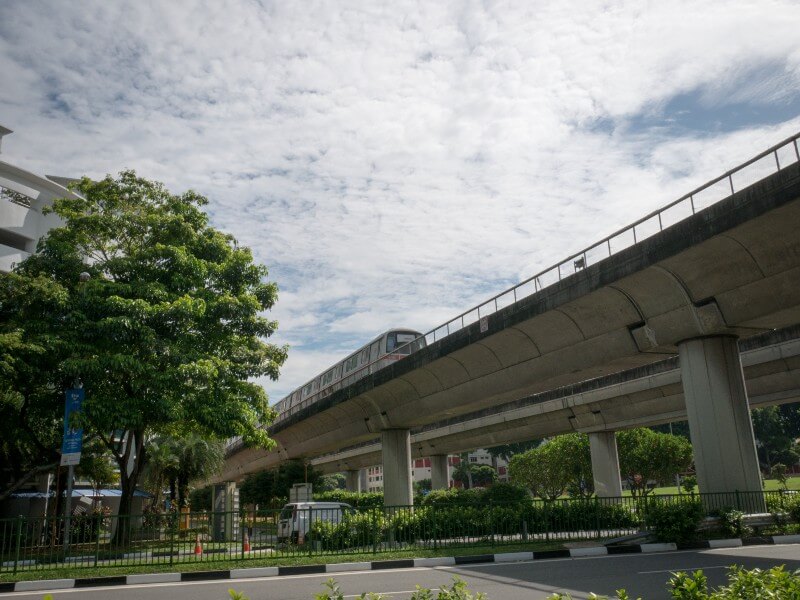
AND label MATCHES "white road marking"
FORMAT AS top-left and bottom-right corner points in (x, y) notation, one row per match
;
(344, 589), (439, 598)
(638, 565), (728, 575)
